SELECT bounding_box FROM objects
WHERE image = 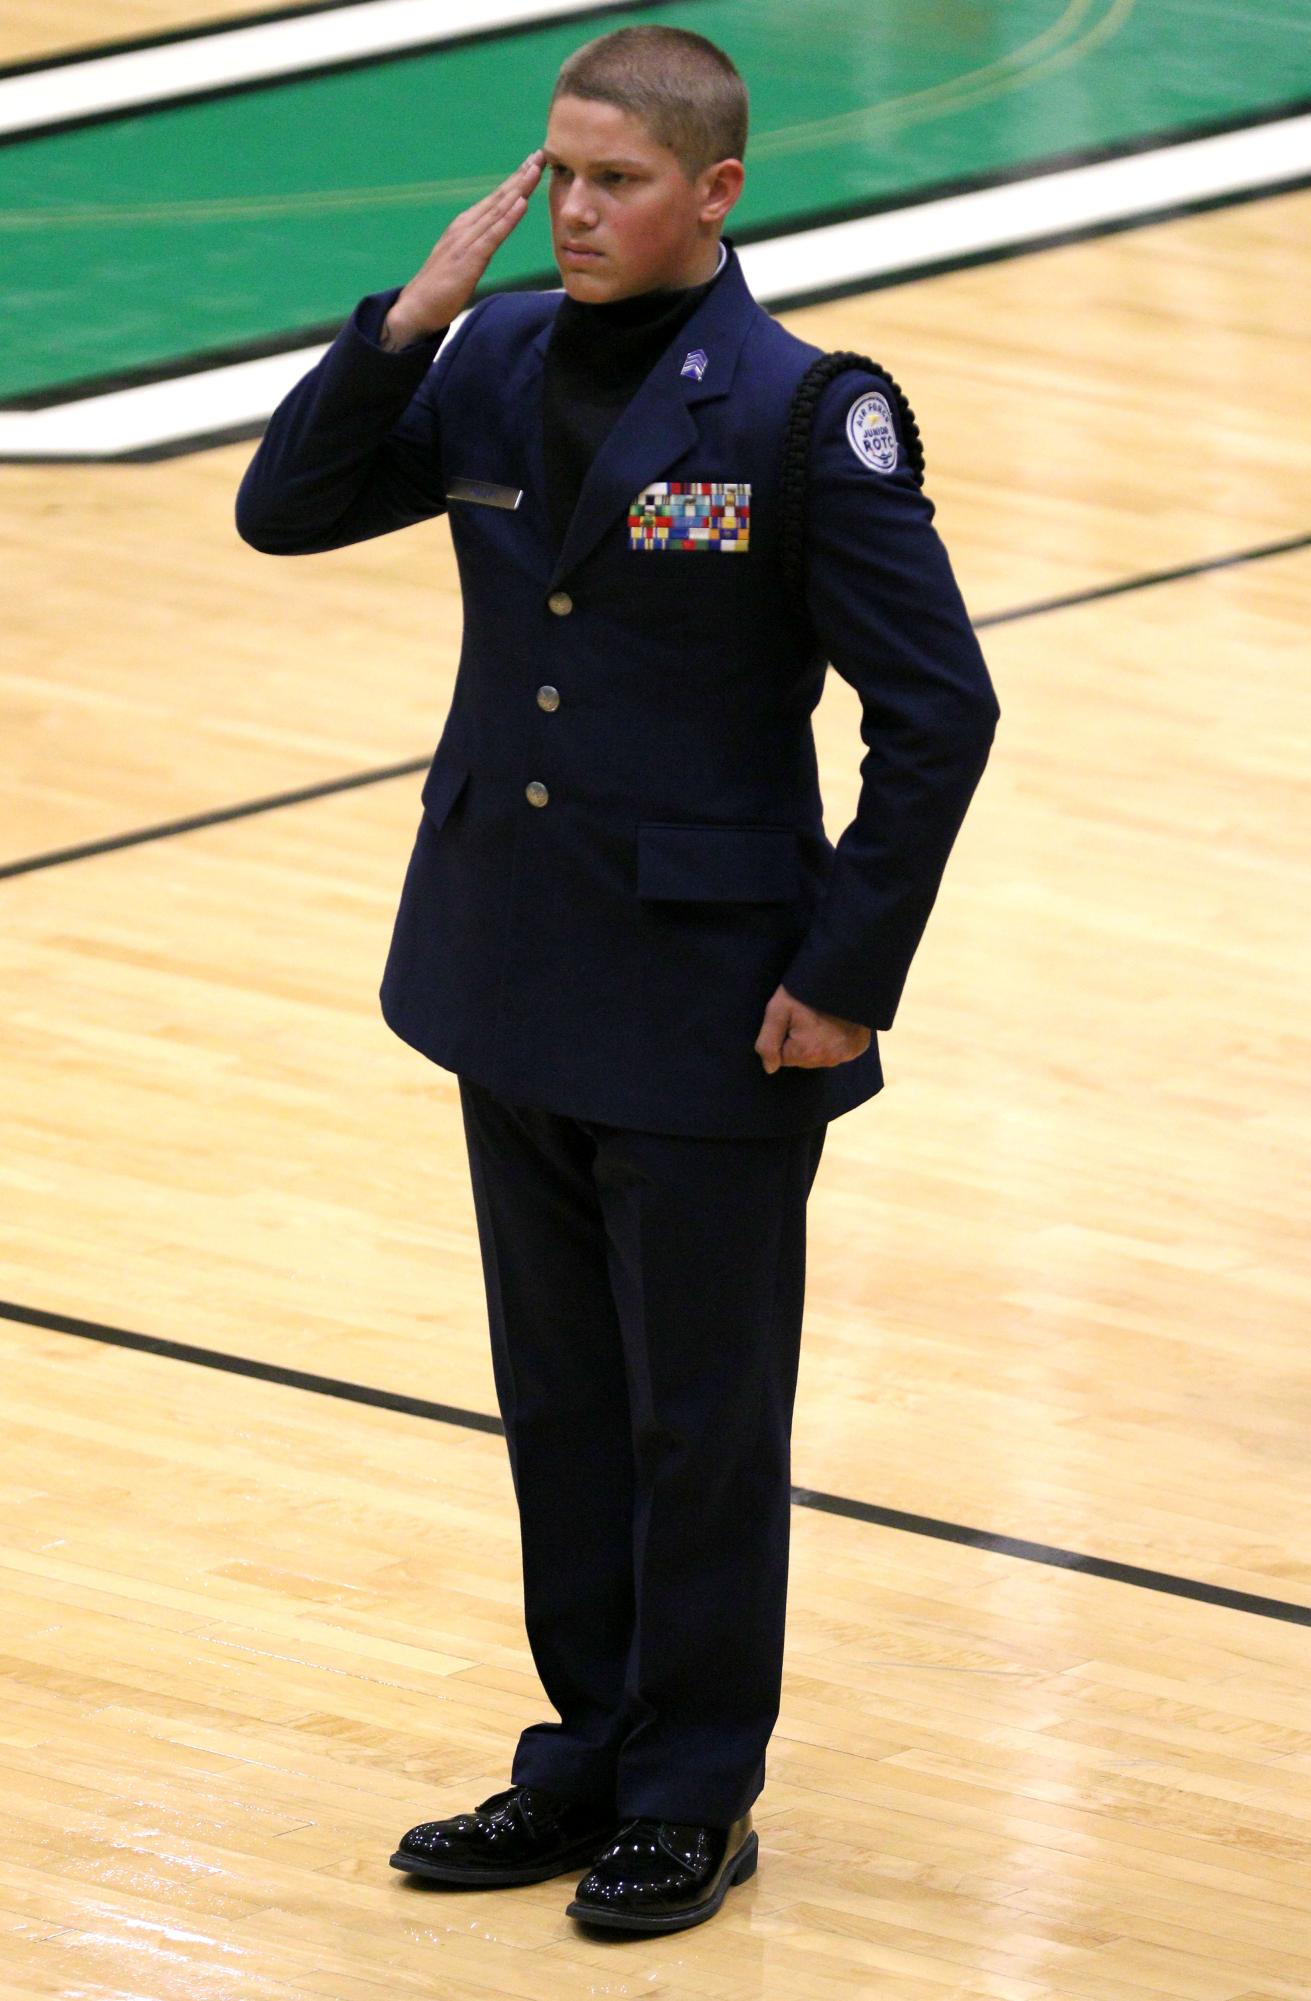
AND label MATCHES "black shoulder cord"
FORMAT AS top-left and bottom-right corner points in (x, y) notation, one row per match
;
(778, 350), (927, 600)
